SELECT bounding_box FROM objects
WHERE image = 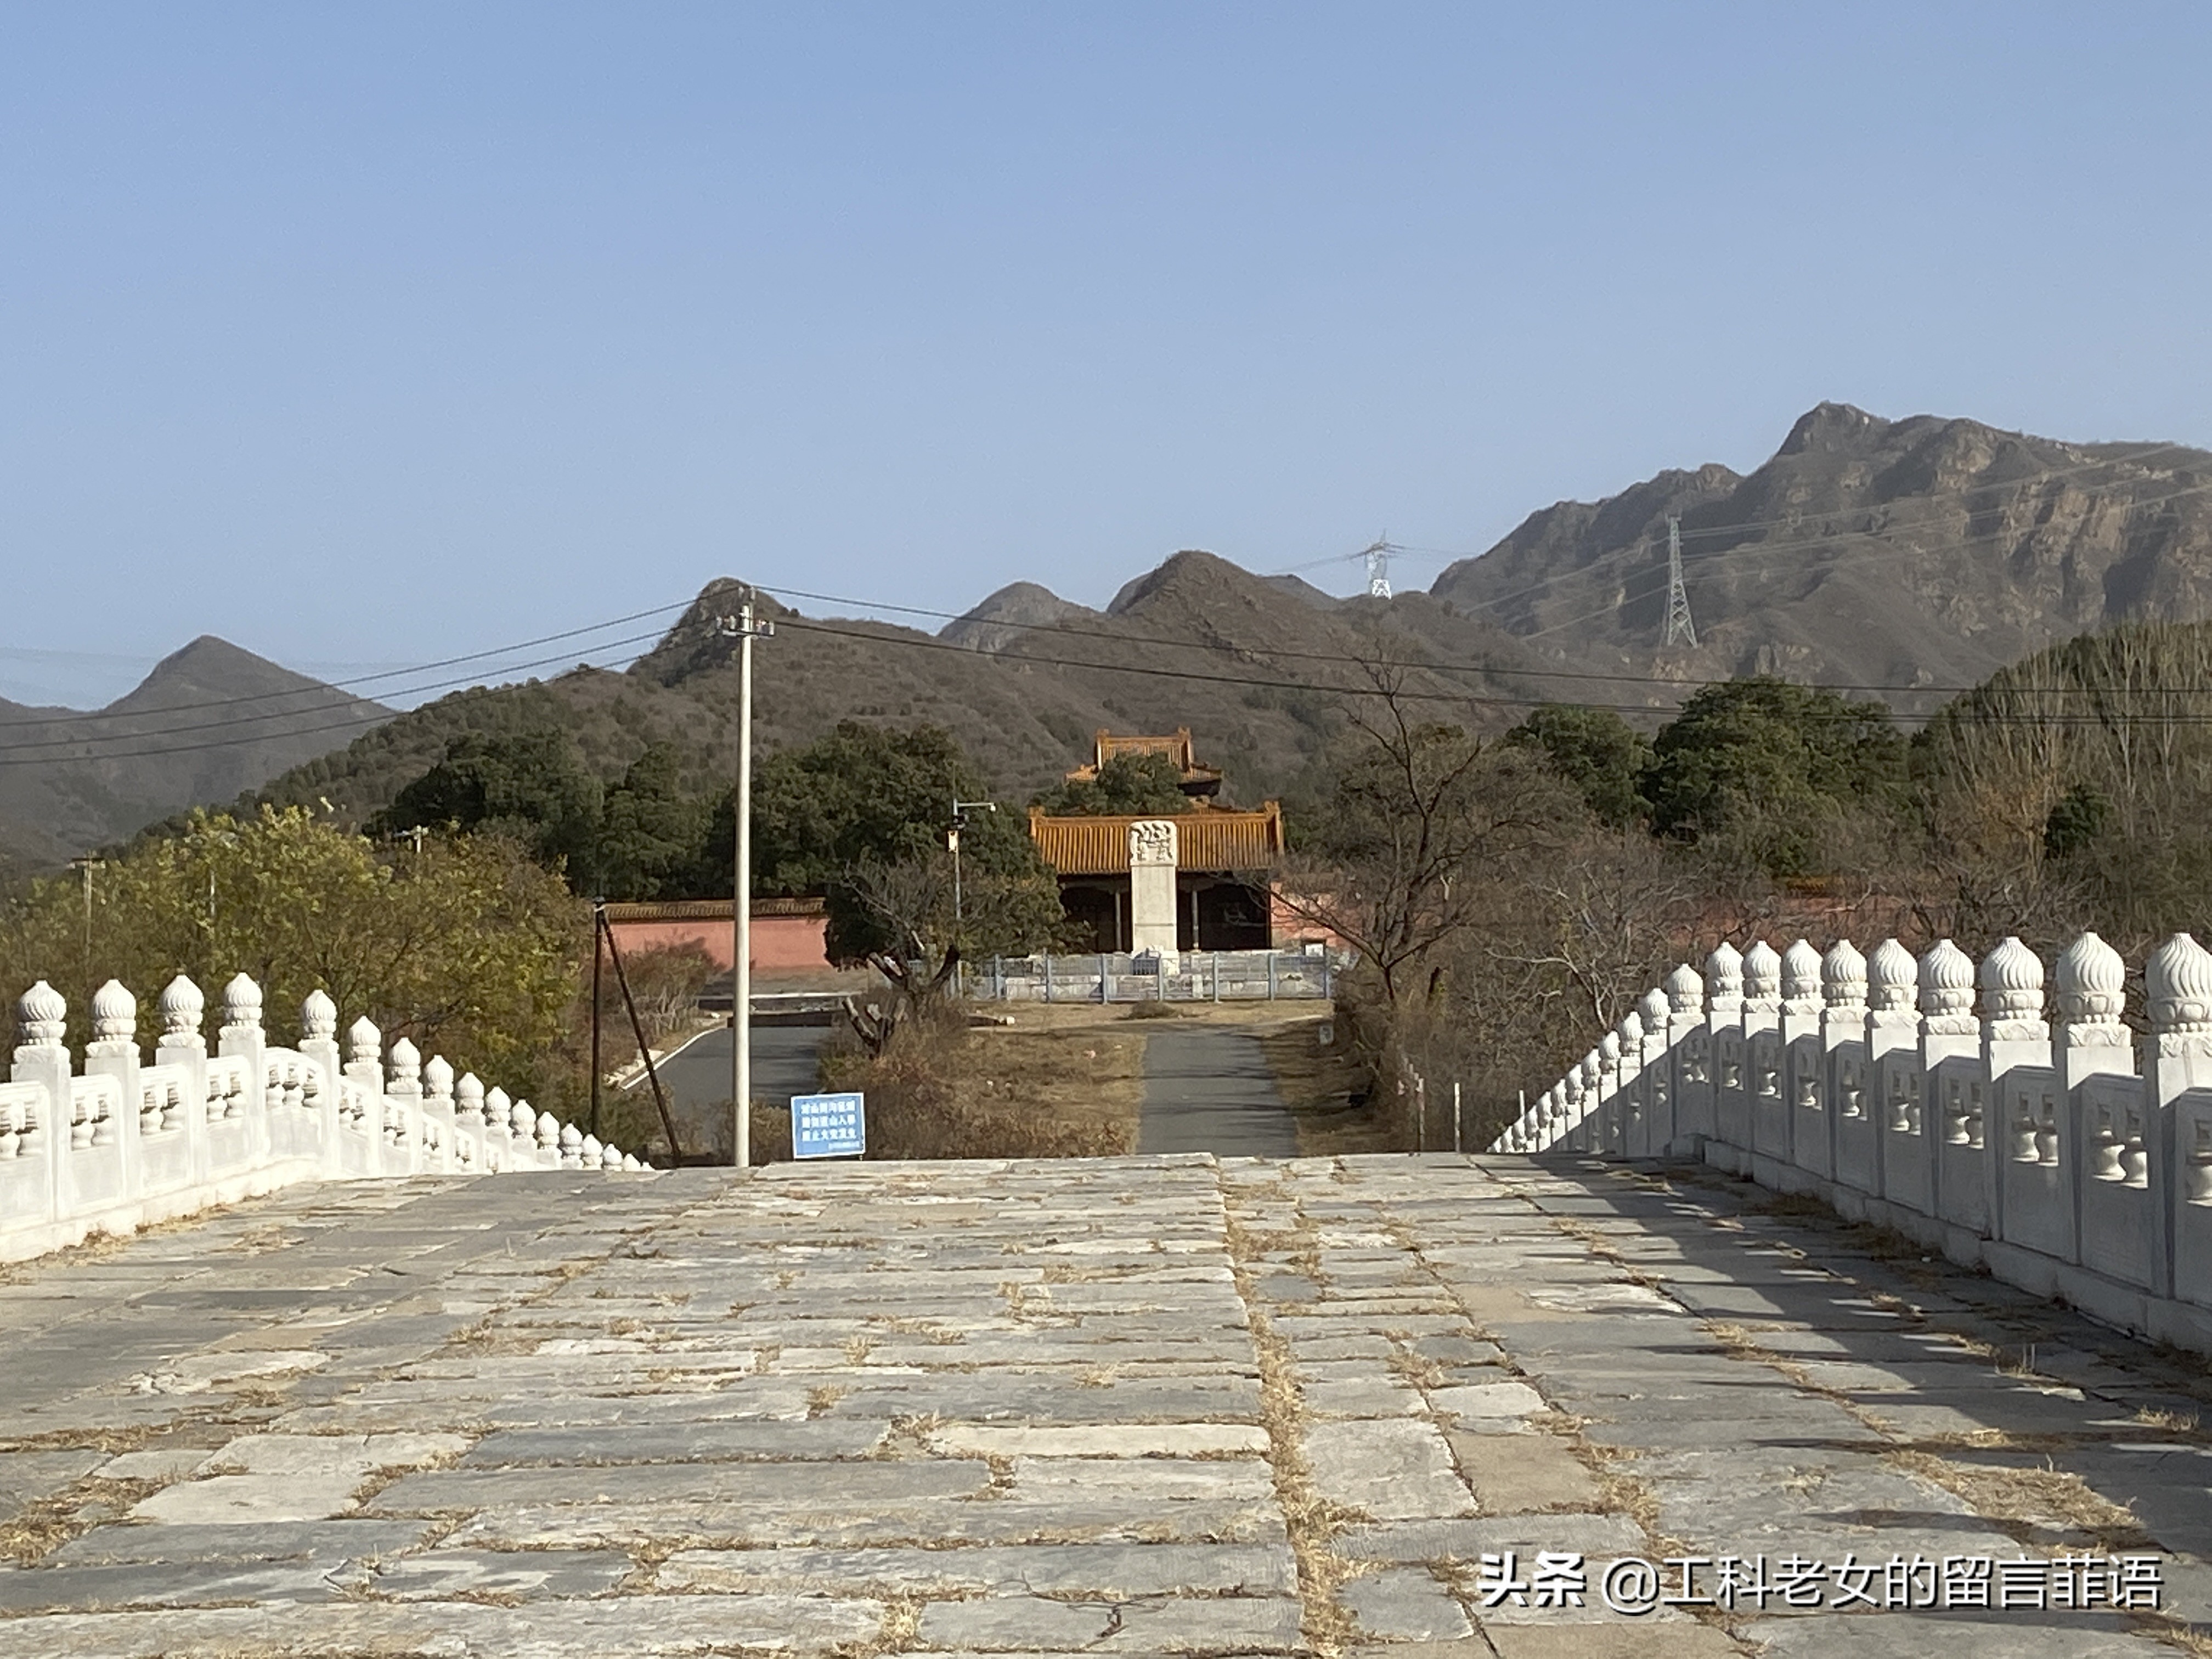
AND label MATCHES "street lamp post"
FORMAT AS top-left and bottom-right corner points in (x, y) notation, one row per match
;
(718, 599), (775, 1168)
